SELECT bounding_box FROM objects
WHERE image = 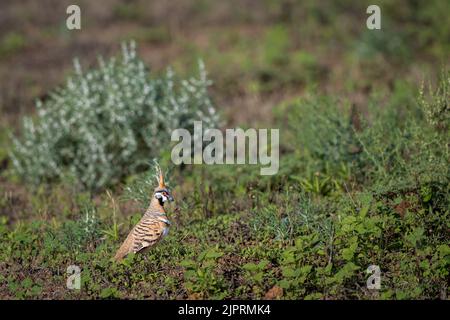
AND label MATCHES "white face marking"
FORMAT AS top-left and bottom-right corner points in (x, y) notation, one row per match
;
(155, 192), (168, 203)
